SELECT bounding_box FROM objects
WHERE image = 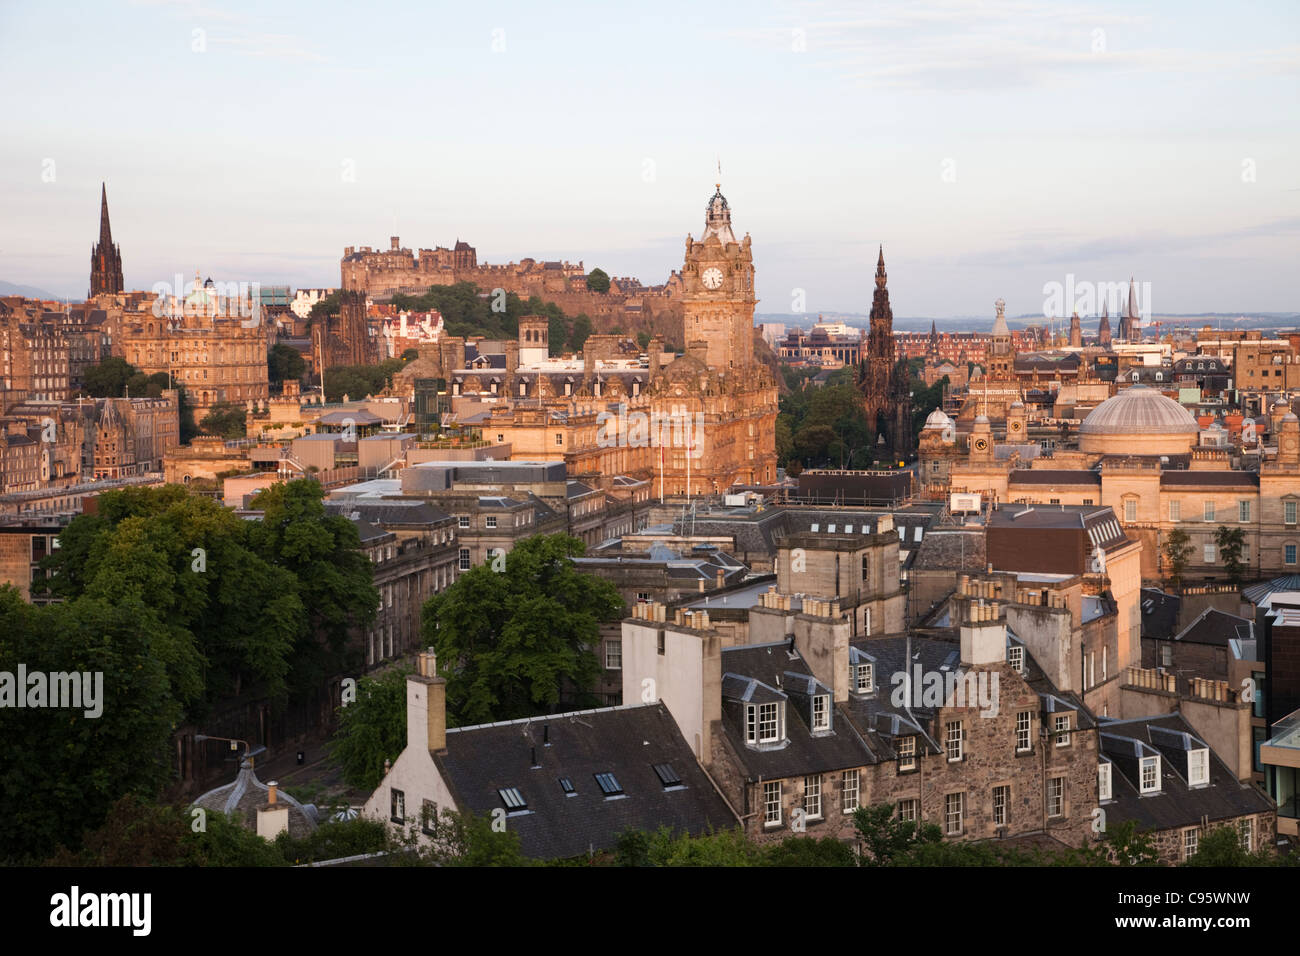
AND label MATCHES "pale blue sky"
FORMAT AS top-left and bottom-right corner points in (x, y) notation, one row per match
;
(0, 0), (1296, 318)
